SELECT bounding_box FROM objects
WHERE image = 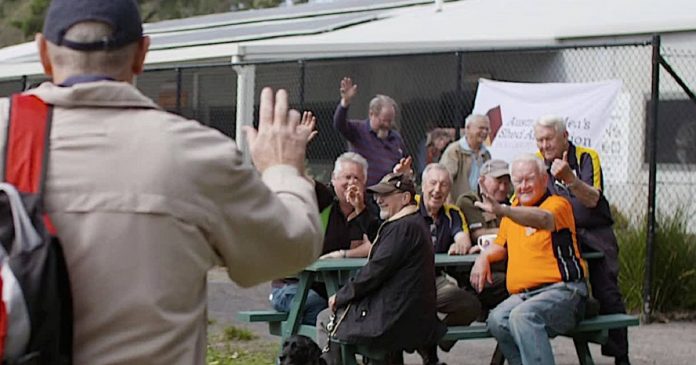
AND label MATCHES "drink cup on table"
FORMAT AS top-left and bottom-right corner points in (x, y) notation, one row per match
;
(477, 234), (497, 251)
